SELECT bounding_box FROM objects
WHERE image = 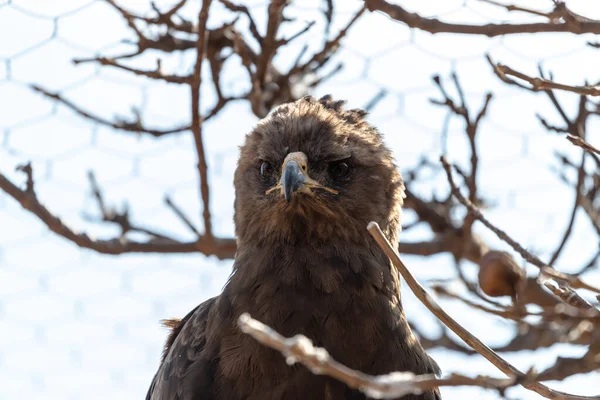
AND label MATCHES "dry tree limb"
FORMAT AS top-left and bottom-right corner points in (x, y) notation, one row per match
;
(84, 171), (173, 240)
(74, 57), (192, 84)
(434, 284), (600, 324)
(408, 321), (476, 355)
(30, 85), (190, 137)
(15, 162), (34, 194)
(567, 134), (600, 156)
(237, 313), (520, 399)
(541, 278), (596, 310)
(430, 73), (492, 234)
(322, 0), (334, 36)
(548, 153), (586, 266)
(440, 156), (600, 296)
(478, 0), (556, 19)
(364, 0), (600, 36)
(367, 221), (600, 400)
(256, 0), (288, 87)
(0, 167), (236, 258)
(287, 6), (366, 78)
(191, 0), (214, 239)
(218, 0), (263, 44)
(537, 346), (600, 382)
(432, 285), (525, 321)
(554, 152), (600, 236)
(164, 195), (202, 237)
(491, 317), (595, 353)
(490, 61), (600, 96)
